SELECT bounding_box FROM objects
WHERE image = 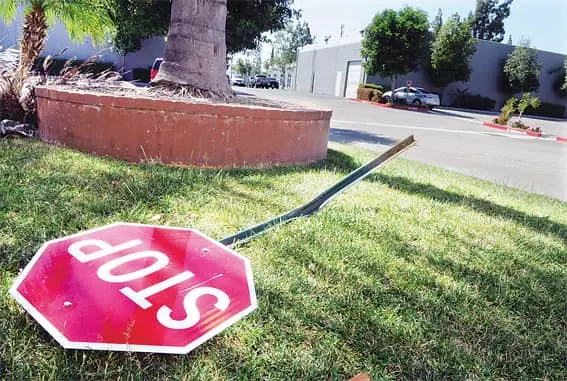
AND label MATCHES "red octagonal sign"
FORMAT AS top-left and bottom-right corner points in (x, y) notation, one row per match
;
(10, 223), (257, 354)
